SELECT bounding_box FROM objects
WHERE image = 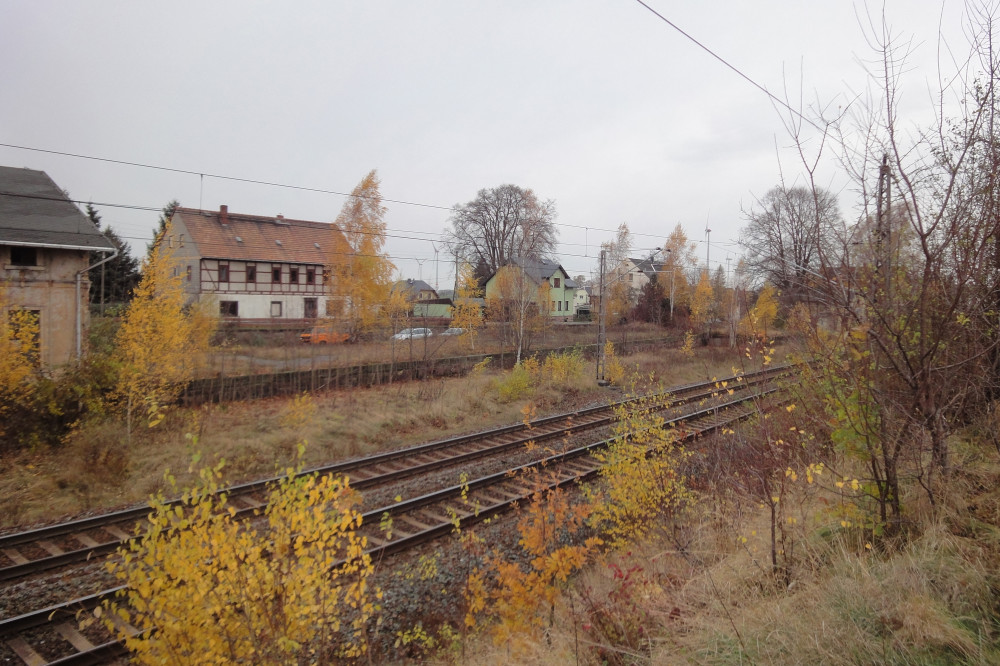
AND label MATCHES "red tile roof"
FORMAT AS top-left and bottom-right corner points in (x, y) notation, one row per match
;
(173, 207), (341, 264)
